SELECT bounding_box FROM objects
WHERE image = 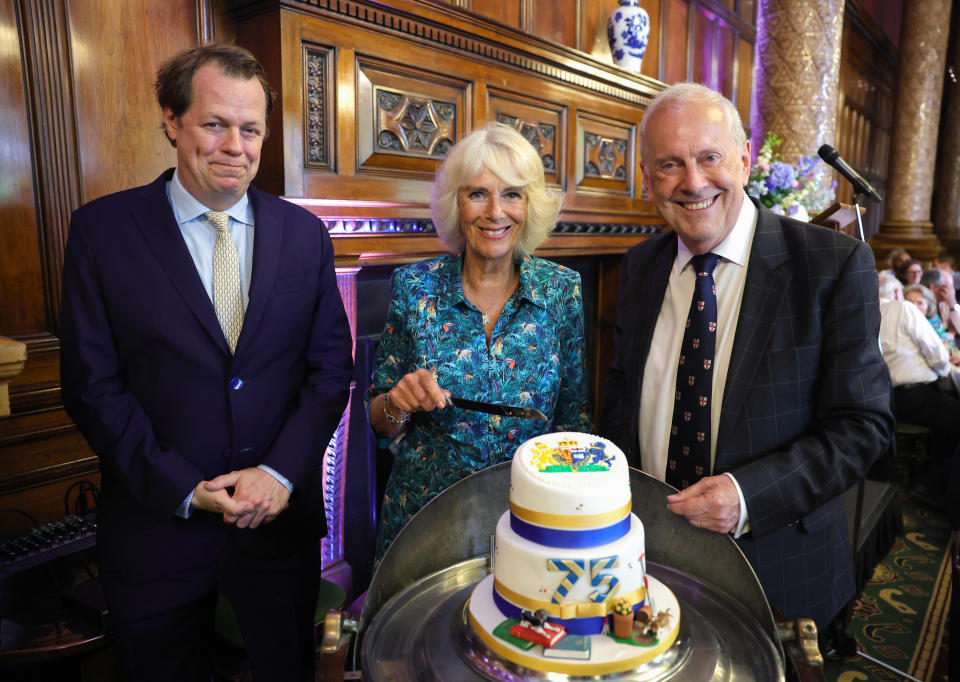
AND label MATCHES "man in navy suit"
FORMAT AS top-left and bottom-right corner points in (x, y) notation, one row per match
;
(600, 83), (893, 632)
(60, 44), (353, 681)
